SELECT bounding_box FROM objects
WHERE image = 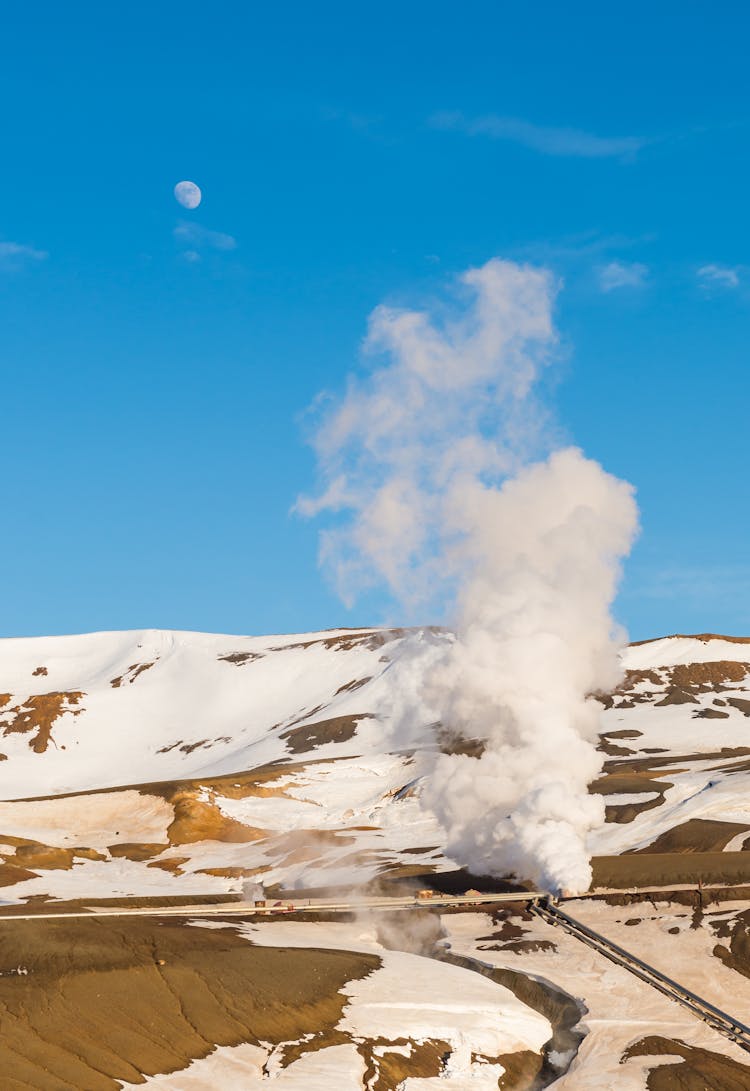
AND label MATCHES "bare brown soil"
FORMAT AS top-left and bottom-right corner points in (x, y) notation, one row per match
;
(359, 1038), (449, 1090)
(110, 661), (157, 688)
(166, 788), (267, 845)
(633, 819), (750, 855)
(672, 660), (749, 686)
(156, 736), (231, 755)
(334, 676), (373, 695)
(0, 916), (379, 1090)
(589, 771), (672, 825)
(598, 738), (637, 756)
(710, 907), (750, 979)
(622, 1035), (750, 1089)
(108, 843), (168, 862)
(655, 686), (698, 706)
(0, 862), (40, 886)
(473, 909), (557, 957)
(603, 656), (750, 715)
(12, 844), (106, 870)
(601, 748), (750, 778)
(591, 852), (750, 890)
(146, 855), (190, 874)
(217, 650), (263, 665)
(0, 692), (84, 753)
(276, 629), (404, 653)
(280, 714), (365, 754)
